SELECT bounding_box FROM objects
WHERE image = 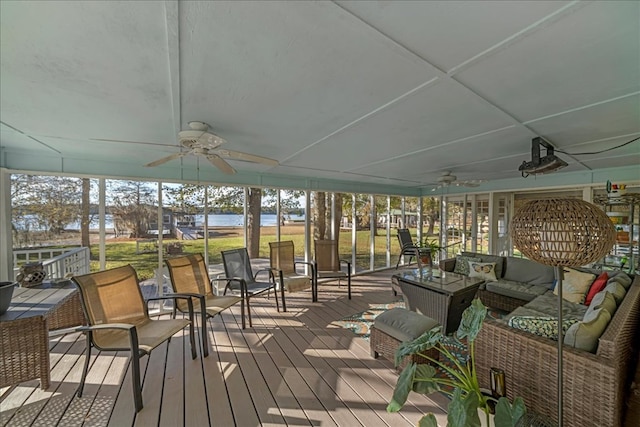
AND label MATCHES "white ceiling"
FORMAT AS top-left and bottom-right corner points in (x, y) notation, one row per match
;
(1, 1), (638, 195)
